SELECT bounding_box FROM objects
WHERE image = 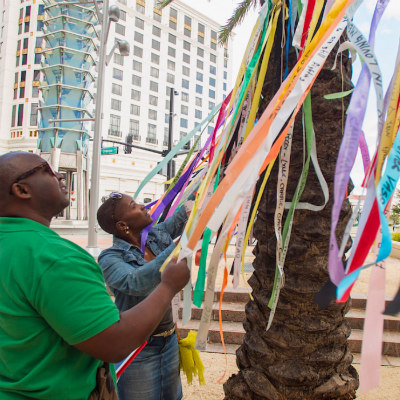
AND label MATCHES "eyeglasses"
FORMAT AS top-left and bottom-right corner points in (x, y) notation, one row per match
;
(9, 161), (56, 195)
(109, 192), (123, 224)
